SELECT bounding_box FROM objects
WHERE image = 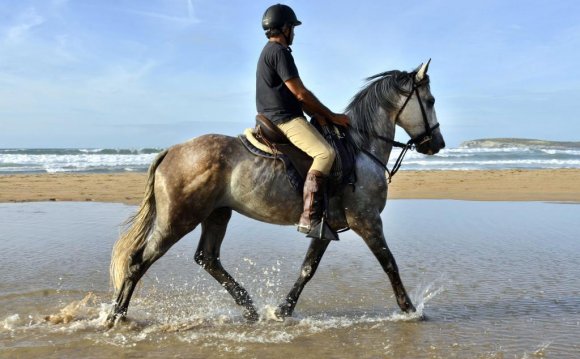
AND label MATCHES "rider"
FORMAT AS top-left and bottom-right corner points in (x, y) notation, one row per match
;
(257, 4), (349, 240)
